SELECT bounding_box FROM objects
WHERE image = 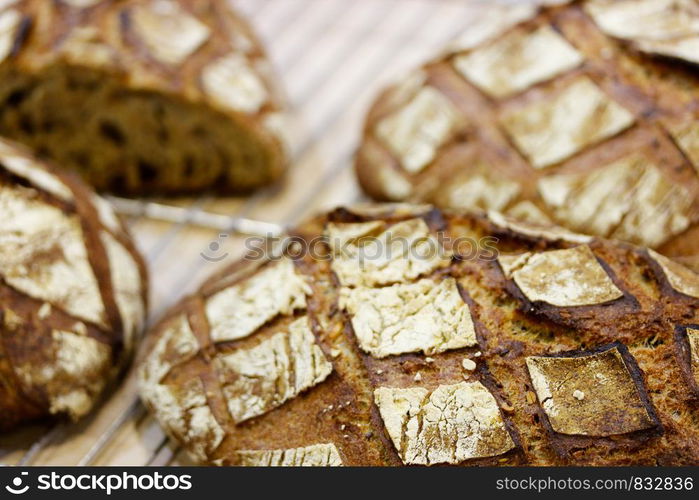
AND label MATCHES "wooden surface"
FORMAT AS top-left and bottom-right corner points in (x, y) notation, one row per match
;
(0, 0), (522, 466)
